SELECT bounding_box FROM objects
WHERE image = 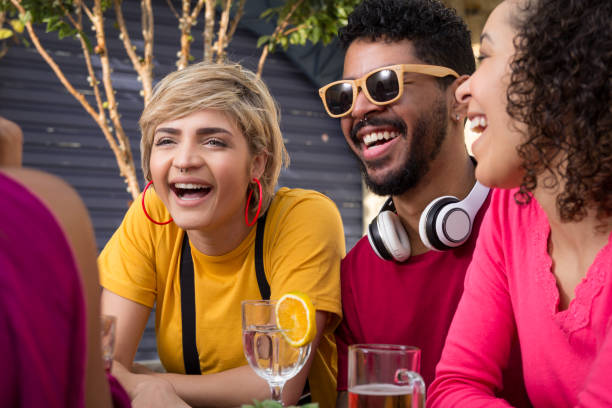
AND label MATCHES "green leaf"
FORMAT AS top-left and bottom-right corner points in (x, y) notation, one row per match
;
(9, 19), (24, 34)
(20, 11), (32, 24)
(311, 26), (321, 43)
(43, 16), (62, 33)
(0, 28), (13, 40)
(79, 29), (93, 52)
(256, 35), (270, 49)
(58, 24), (76, 39)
